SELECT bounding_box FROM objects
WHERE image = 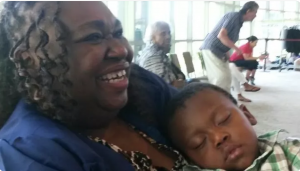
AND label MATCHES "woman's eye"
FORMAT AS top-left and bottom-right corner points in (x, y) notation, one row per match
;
(82, 33), (103, 42)
(113, 29), (123, 38)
